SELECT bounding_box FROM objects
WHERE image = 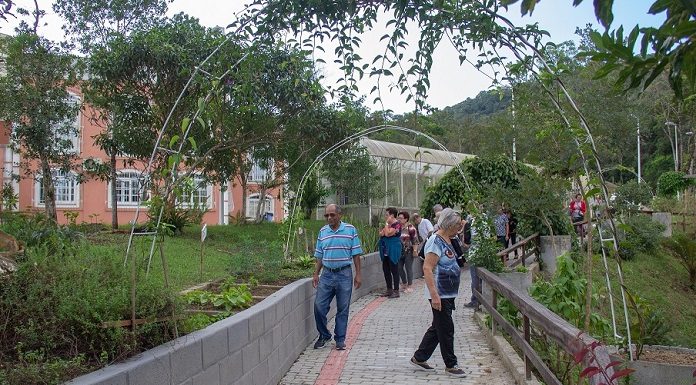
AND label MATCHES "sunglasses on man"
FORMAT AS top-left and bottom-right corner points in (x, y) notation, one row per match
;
(324, 213), (337, 218)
